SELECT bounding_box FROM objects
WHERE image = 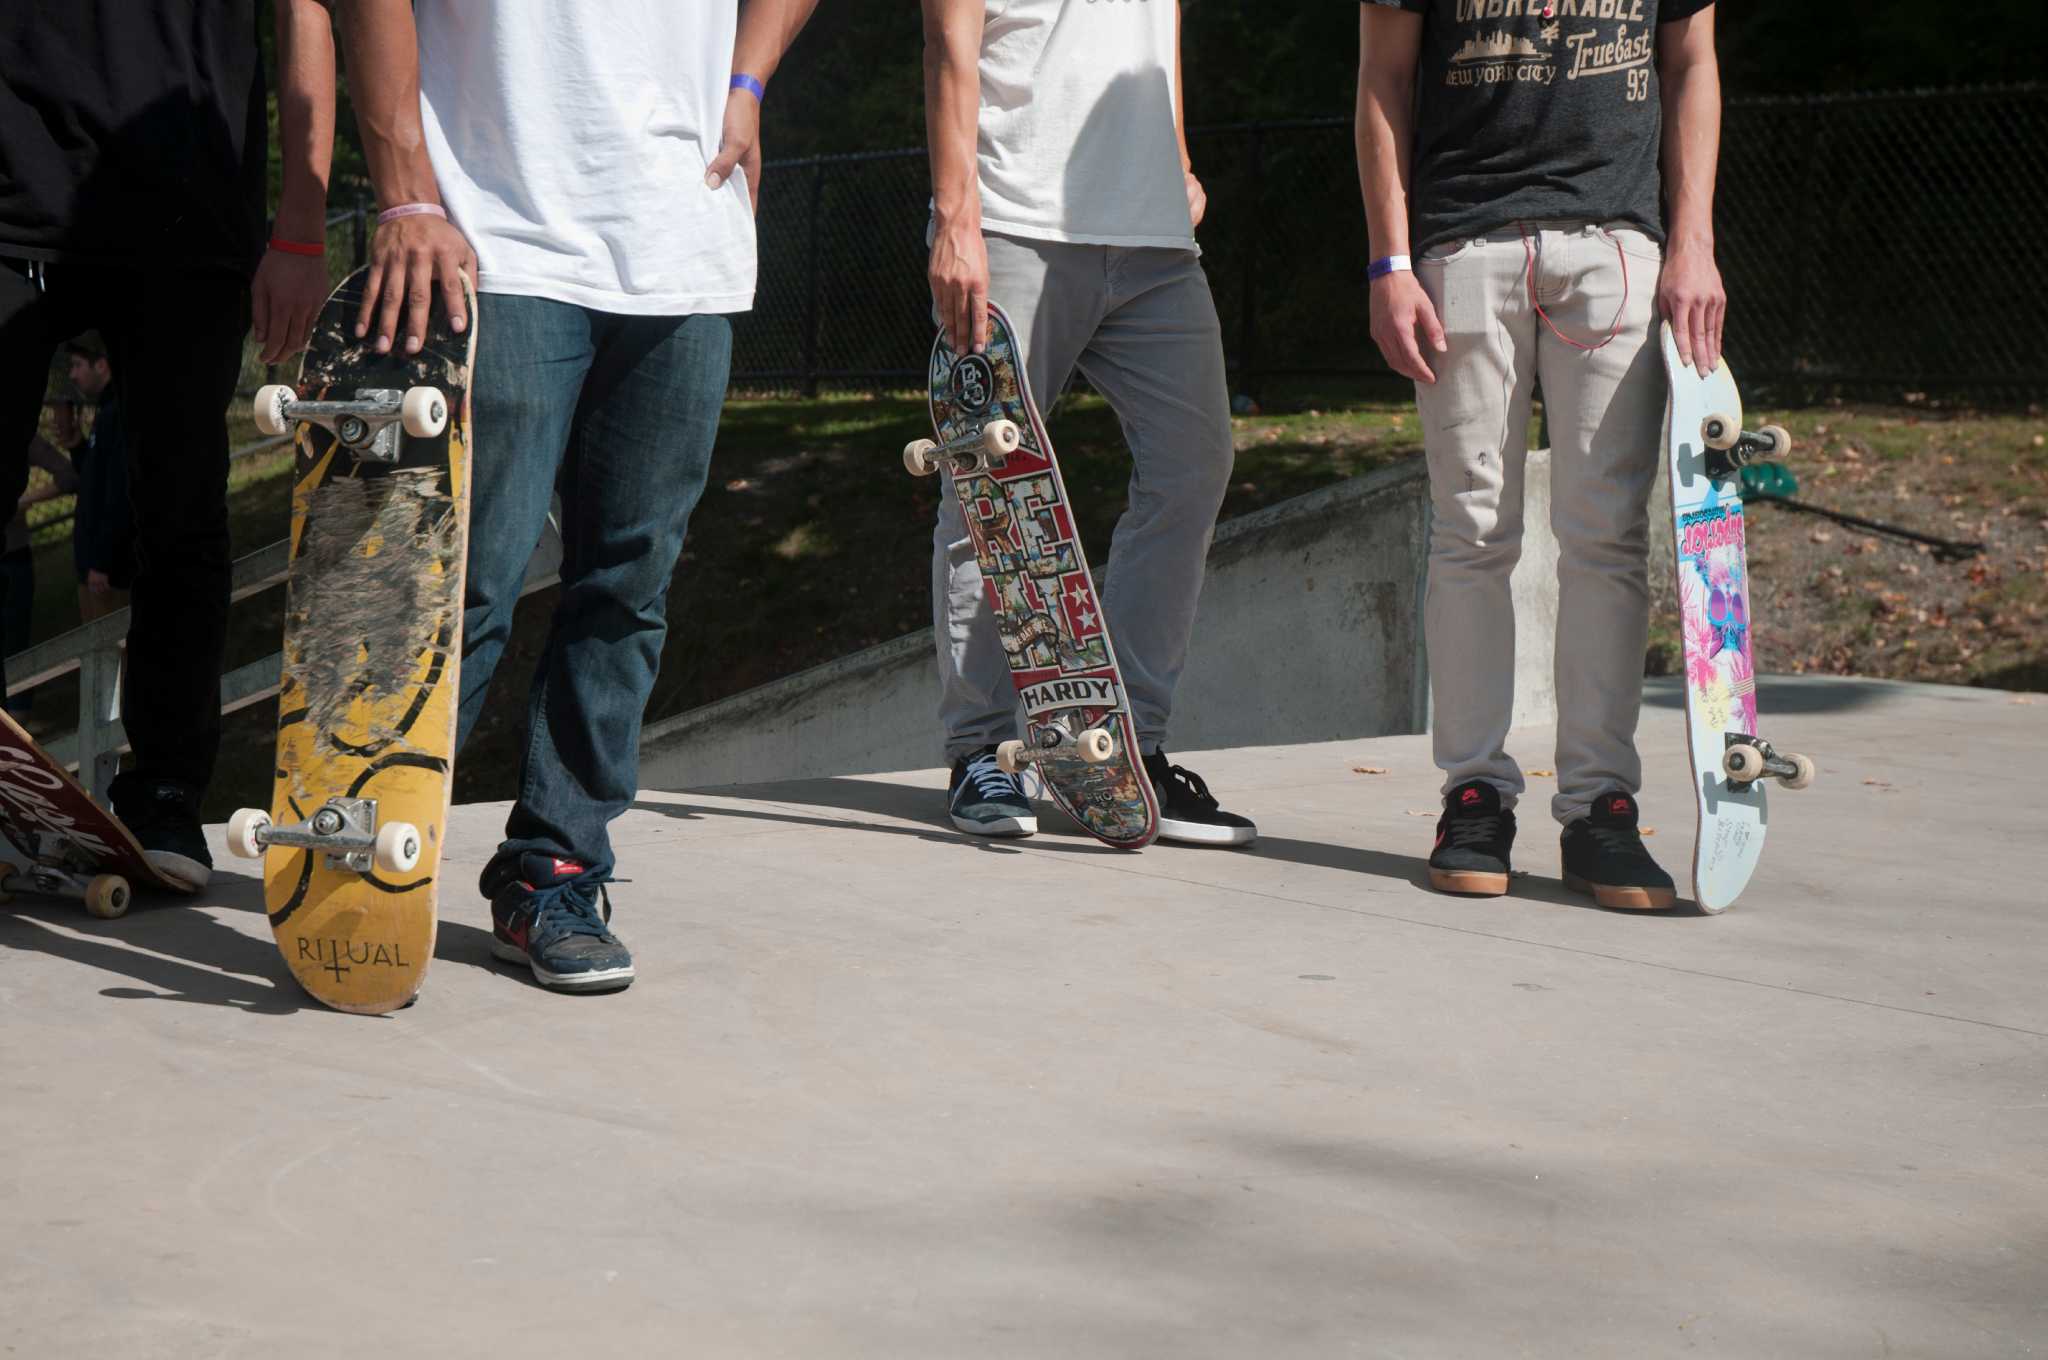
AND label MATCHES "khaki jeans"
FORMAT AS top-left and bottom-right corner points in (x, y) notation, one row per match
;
(1413, 221), (1665, 824)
